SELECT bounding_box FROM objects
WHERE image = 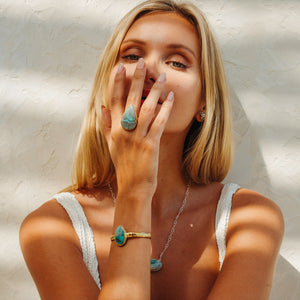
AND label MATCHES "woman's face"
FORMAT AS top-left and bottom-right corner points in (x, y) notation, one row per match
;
(108, 12), (203, 134)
